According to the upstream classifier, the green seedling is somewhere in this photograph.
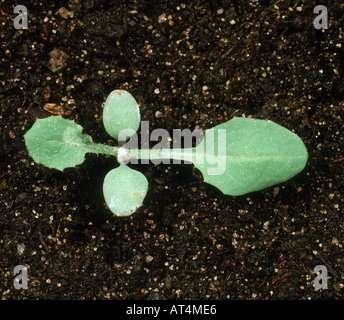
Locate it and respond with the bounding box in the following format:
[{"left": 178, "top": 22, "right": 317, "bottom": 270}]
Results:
[{"left": 24, "top": 90, "right": 308, "bottom": 216}]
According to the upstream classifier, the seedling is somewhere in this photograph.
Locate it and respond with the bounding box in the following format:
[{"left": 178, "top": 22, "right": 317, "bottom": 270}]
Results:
[{"left": 24, "top": 90, "right": 308, "bottom": 216}]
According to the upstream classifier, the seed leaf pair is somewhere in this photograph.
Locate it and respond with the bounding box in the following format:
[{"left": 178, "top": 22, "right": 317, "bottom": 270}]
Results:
[{"left": 102, "top": 90, "right": 148, "bottom": 216}]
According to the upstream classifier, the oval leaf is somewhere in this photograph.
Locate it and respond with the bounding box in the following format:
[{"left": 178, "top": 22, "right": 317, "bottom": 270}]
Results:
[
  {"left": 24, "top": 116, "right": 94, "bottom": 171},
  {"left": 103, "top": 89, "right": 140, "bottom": 142},
  {"left": 103, "top": 165, "right": 148, "bottom": 217},
  {"left": 193, "top": 117, "right": 308, "bottom": 195}
]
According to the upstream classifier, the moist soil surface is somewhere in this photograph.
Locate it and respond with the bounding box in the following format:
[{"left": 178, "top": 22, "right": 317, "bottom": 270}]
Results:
[{"left": 1, "top": 1, "right": 343, "bottom": 300}]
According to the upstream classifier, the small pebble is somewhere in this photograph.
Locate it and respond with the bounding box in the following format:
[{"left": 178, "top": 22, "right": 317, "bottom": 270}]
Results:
[
  {"left": 158, "top": 13, "right": 167, "bottom": 23},
  {"left": 155, "top": 111, "right": 163, "bottom": 118},
  {"left": 145, "top": 255, "right": 154, "bottom": 263}
]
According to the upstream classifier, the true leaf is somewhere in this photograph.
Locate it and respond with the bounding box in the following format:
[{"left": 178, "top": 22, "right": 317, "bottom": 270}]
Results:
[
  {"left": 103, "top": 164, "right": 148, "bottom": 216},
  {"left": 103, "top": 89, "right": 140, "bottom": 142},
  {"left": 193, "top": 117, "right": 308, "bottom": 195},
  {"left": 24, "top": 116, "right": 98, "bottom": 171}
]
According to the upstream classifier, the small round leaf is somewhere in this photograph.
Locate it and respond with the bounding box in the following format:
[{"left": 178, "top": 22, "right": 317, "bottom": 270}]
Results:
[
  {"left": 103, "top": 90, "right": 140, "bottom": 142},
  {"left": 103, "top": 165, "right": 148, "bottom": 217}
]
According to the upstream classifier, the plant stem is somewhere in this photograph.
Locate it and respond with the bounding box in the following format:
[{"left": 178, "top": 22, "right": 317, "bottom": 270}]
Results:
[
  {"left": 127, "top": 147, "right": 196, "bottom": 163},
  {"left": 87, "top": 143, "right": 118, "bottom": 156}
]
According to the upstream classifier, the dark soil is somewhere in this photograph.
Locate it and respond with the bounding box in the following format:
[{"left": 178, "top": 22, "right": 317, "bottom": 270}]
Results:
[{"left": 1, "top": 1, "right": 344, "bottom": 300}]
